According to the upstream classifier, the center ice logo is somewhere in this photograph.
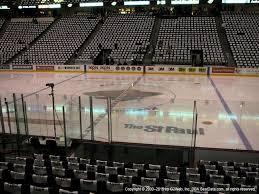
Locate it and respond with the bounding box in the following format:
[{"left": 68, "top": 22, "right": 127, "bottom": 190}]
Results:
[{"left": 124, "top": 123, "right": 205, "bottom": 135}]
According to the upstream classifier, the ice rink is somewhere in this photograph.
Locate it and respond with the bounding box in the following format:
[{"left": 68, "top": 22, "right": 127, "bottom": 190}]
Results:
[{"left": 0, "top": 72, "right": 259, "bottom": 151}]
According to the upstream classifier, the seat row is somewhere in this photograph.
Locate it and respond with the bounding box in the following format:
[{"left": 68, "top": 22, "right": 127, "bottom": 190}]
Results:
[{"left": 1, "top": 175, "right": 258, "bottom": 194}]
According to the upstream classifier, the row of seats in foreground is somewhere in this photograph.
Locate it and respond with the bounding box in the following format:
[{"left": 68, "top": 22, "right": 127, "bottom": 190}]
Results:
[{"left": 0, "top": 155, "right": 259, "bottom": 193}]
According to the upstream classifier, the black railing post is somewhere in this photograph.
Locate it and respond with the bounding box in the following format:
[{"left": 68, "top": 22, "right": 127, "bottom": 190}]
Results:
[
  {"left": 4, "top": 98, "right": 11, "bottom": 134},
  {"left": 0, "top": 97, "right": 6, "bottom": 134},
  {"left": 62, "top": 106, "right": 67, "bottom": 150},
  {"left": 89, "top": 96, "right": 94, "bottom": 141},
  {"left": 79, "top": 96, "right": 83, "bottom": 140},
  {"left": 13, "top": 93, "right": 21, "bottom": 156},
  {"left": 24, "top": 101, "right": 29, "bottom": 143},
  {"left": 107, "top": 97, "right": 112, "bottom": 143},
  {"left": 21, "top": 94, "right": 27, "bottom": 135}
]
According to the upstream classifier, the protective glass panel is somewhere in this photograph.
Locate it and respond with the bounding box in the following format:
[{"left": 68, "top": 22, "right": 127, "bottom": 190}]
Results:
[
  {"left": 15, "top": 94, "right": 26, "bottom": 135},
  {"left": 222, "top": 100, "right": 259, "bottom": 151},
  {"left": 91, "top": 96, "right": 109, "bottom": 142},
  {"left": 81, "top": 95, "right": 91, "bottom": 140},
  {"left": 65, "top": 95, "right": 81, "bottom": 139},
  {"left": 25, "top": 93, "right": 54, "bottom": 137},
  {"left": 111, "top": 98, "right": 195, "bottom": 147},
  {"left": 196, "top": 100, "right": 245, "bottom": 150}
]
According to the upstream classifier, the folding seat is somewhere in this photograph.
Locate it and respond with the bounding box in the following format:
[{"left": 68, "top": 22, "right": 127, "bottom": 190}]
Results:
[
  {"left": 85, "top": 164, "right": 97, "bottom": 173},
  {"left": 106, "top": 181, "right": 124, "bottom": 193},
  {"left": 240, "top": 184, "right": 257, "bottom": 192},
  {"left": 113, "top": 161, "right": 124, "bottom": 168},
  {"left": 52, "top": 167, "right": 66, "bottom": 177},
  {"left": 240, "top": 167, "right": 252, "bottom": 174},
  {"left": 166, "top": 171, "right": 180, "bottom": 180},
  {"left": 186, "top": 168, "right": 199, "bottom": 174},
  {"left": 34, "top": 159, "right": 46, "bottom": 167},
  {"left": 30, "top": 185, "right": 50, "bottom": 194},
  {"left": 33, "top": 166, "right": 48, "bottom": 176},
  {"left": 13, "top": 164, "right": 26, "bottom": 173},
  {"left": 205, "top": 169, "right": 218, "bottom": 175},
  {"left": 55, "top": 177, "right": 73, "bottom": 190},
  {"left": 0, "top": 168, "right": 5, "bottom": 181},
  {"left": 80, "top": 179, "right": 97, "bottom": 192},
  {"left": 31, "top": 174, "right": 52, "bottom": 186},
  {"left": 9, "top": 170, "right": 29, "bottom": 184},
  {"left": 105, "top": 166, "right": 118, "bottom": 175},
  {"left": 148, "top": 164, "right": 160, "bottom": 170},
  {"left": 125, "top": 168, "right": 138, "bottom": 177},
  {"left": 145, "top": 170, "right": 159, "bottom": 179},
  {"left": 232, "top": 176, "right": 246, "bottom": 186},
  {"left": 140, "top": 177, "right": 156, "bottom": 187},
  {"left": 186, "top": 173, "right": 200, "bottom": 182},
  {"left": 4, "top": 182, "right": 24, "bottom": 194},
  {"left": 66, "top": 157, "right": 79, "bottom": 164},
  {"left": 163, "top": 178, "right": 180, "bottom": 190},
  {"left": 223, "top": 166, "right": 234, "bottom": 171},
  {"left": 246, "top": 172, "right": 258, "bottom": 178},
  {"left": 225, "top": 170, "right": 238, "bottom": 177},
  {"left": 213, "top": 182, "right": 230, "bottom": 190},
  {"left": 165, "top": 166, "right": 178, "bottom": 173},
  {"left": 94, "top": 172, "right": 109, "bottom": 182},
  {"left": 131, "top": 184, "right": 149, "bottom": 194},
  {"left": 189, "top": 180, "right": 205, "bottom": 188},
  {"left": 67, "top": 163, "right": 79, "bottom": 171},
  {"left": 204, "top": 164, "right": 216, "bottom": 170},
  {"left": 117, "top": 174, "right": 133, "bottom": 184},
  {"left": 59, "top": 189, "right": 78, "bottom": 194},
  {"left": 79, "top": 159, "right": 90, "bottom": 165},
  {"left": 190, "top": 190, "right": 208, "bottom": 194},
  {"left": 133, "top": 163, "right": 145, "bottom": 170},
  {"left": 73, "top": 170, "right": 88, "bottom": 180},
  {"left": 5, "top": 157, "right": 17, "bottom": 164},
  {"left": 0, "top": 162, "right": 9, "bottom": 170},
  {"left": 209, "top": 174, "right": 224, "bottom": 184}
]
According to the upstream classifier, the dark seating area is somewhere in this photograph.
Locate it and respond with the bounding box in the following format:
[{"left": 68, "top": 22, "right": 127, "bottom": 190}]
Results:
[{"left": 0, "top": 153, "right": 259, "bottom": 194}]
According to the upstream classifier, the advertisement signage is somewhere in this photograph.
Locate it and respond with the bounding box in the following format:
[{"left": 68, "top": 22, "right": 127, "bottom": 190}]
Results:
[
  {"left": 212, "top": 67, "right": 235, "bottom": 74},
  {"left": 0, "top": 65, "right": 10, "bottom": 70},
  {"left": 12, "top": 65, "right": 33, "bottom": 70},
  {"left": 36, "top": 65, "right": 54, "bottom": 71}
]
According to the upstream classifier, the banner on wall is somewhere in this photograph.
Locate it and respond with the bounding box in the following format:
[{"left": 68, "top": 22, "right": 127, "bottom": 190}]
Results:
[
  {"left": 235, "top": 68, "right": 259, "bottom": 75},
  {"left": 0, "top": 65, "right": 10, "bottom": 70},
  {"left": 211, "top": 67, "right": 235, "bottom": 74},
  {"left": 87, "top": 65, "right": 143, "bottom": 73},
  {"left": 115, "top": 66, "right": 143, "bottom": 72},
  {"left": 36, "top": 65, "right": 54, "bottom": 71},
  {"left": 146, "top": 66, "right": 207, "bottom": 74},
  {"left": 56, "top": 65, "right": 83, "bottom": 72},
  {"left": 87, "top": 65, "right": 115, "bottom": 72},
  {"left": 12, "top": 65, "right": 33, "bottom": 70}
]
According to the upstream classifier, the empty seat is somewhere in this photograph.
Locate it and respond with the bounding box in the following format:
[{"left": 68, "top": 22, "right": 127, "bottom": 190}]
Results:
[
  {"left": 32, "top": 174, "right": 48, "bottom": 185},
  {"left": 186, "top": 173, "right": 200, "bottom": 182},
  {"left": 145, "top": 170, "right": 159, "bottom": 178},
  {"left": 166, "top": 171, "right": 180, "bottom": 180},
  {"left": 118, "top": 175, "right": 132, "bottom": 184},
  {"left": 33, "top": 166, "right": 48, "bottom": 175},
  {"left": 4, "top": 182, "right": 22, "bottom": 194},
  {"left": 125, "top": 168, "right": 138, "bottom": 177},
  {"left": 12, "top": 16, "right": 99, "bottom": 65},
  {"left": 105, "top": 166, "right": 118, "bottom": 175},
  {"left": 95, "top": 172, "right": 109, "bottom": 181},
  {"left": 73, "top": 170, "right": 88, "bottom": 179},
  {"left": 55, "top": 177, "right": 72, "bottom": 189},
  {"left": 59, "top": 189, "right": 78, "bottom": 194},
  {"left": 80, "top": 179, "right": 97, "bottom": 192},
  {"left": 30, "top": 185, "right": 49, "bottom": 194},
  {"left": 106, "top": 181, "right": 124, "bottom": 192}
]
